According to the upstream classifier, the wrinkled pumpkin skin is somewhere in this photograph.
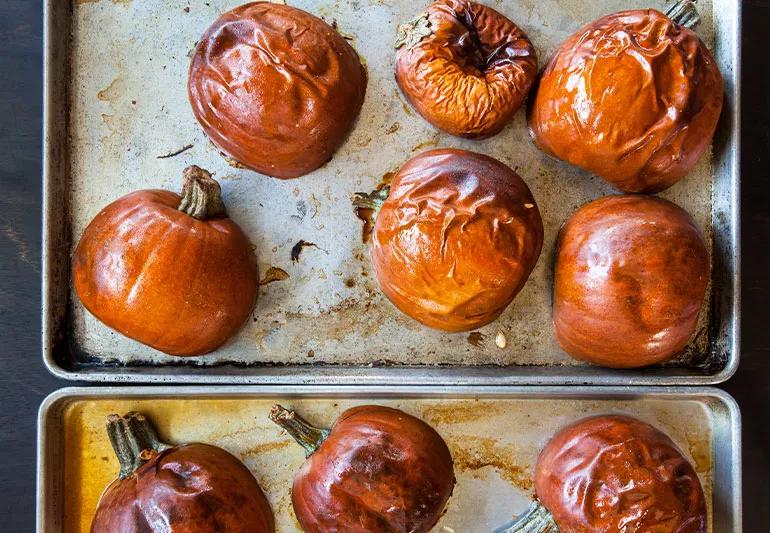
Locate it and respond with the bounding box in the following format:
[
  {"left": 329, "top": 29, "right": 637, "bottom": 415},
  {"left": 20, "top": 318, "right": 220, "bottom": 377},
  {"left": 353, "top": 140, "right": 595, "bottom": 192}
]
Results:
[
  {"left": 91, "top": 443, "right": 275, "bottom": 533},
  {"left": 370, "top": 148, "right": 543, "bottom": 331},
  {"left": 189, "top": 2, "right": 367, "bottom": 178},
  {"left": 396, "top": 0, "right": 537, "bottom": 138},
  {"left": 553, "top": 195, "right": 709, "bottom": 368},
  {"left": 529, "top": 9, "right": 723, "bottom": 193},
  {"left": 291, "top": 405, "right": 455, "bottom": 533},
  {"left": 535, "top": 415, "right": 707, "bottom": 533},
  {"left": 72, "top": 189, "right": 257, "bottom": 356}
]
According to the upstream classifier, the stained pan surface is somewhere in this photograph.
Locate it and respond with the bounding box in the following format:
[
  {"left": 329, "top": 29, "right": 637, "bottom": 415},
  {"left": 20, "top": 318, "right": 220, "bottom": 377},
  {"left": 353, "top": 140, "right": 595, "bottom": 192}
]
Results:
[
  {"left": 43, "top": 0, "right": 740, "bottom": 383},
  {"left": 36, "top": 386, "right": 742, "bottom": 532}
]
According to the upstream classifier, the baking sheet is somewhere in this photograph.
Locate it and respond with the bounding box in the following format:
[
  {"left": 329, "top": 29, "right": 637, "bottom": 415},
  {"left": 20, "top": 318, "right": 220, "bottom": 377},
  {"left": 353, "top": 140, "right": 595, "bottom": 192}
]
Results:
[
  {"left": 43, "top": 0, "right": 740, "bottom": 382},
  {"left": 36, "top": 387, "right": 742, "bottom": 532}
]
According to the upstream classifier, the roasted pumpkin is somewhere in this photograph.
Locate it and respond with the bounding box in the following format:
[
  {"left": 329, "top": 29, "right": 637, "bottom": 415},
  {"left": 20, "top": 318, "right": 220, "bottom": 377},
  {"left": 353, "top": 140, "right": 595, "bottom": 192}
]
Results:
[
  {"left": 73, "top": 166, "right": 257, "bottom": 356},
  {"left": 553, "top": 195, "right": 709, "bottom": 368},
  {"left": 91, "top": 412, "right": 275, "bottom": 533},
  {"left": 270, "top": 404, "right": 455, "bottom": 532},
  {"left": 396, "top": 0, "right": 537, "bottom": 138},
  {"left": 529, "top": 9, "right": 723, "bottom": 193},
  {"left": 356, "top": 148, "right": 543, "bottom": 331},
  {"left": 499, "top": 415, "right": 706, "bottom": 533},
  {"left": 189, "top": 2, "right": 367, "bottom": 178}
]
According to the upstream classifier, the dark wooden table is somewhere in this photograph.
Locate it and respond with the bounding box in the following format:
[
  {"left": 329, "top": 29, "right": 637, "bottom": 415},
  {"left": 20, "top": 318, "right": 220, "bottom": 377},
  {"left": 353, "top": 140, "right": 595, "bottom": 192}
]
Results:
[{"left": 1, "top": 1, "right": 768, "bottom": 530}]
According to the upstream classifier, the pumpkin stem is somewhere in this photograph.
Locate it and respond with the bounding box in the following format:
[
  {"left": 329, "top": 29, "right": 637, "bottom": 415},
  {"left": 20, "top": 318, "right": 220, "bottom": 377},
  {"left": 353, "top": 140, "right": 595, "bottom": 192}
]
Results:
[
  {"left": 269, "top": 404, "right": 330, "bottom": 458},
  {"left": 351, "top": 186, "right": 390, "bottom": 212},
  {"left": 395, "top": 12, "right": 432, "bottom": 49},
  {"left": 352, "top": 186, "right": 390, "bottom": 243},
  {"left": 494, "top": 500, "right": 559, "bottom": 533},
  {"left": 106, "top": 412, "right": 171, "bottom": 480},
  {"left": 666, "top": 0, "right": 700, "bottom": 28},
  {"left": 178, "top": 165, "right": 227, "bottom": 220}
]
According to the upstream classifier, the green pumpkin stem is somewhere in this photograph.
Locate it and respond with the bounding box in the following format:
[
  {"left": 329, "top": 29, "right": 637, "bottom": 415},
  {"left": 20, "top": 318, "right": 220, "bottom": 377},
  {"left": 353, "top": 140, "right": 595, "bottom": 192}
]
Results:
[
  {"left": 494, "top": 500, "right": 559, "bottom": 533},
  {"left": 106, "top": 412, "right": 171, "bottom": 480},
  {"left": 269, "top": 404, "right": 330, "bottom": 458},
  {"left": 351, "top": 186, "right": 390, "bottom": 212},
  {"left": 178, "top": 165, "right": 227, "bottom": 220},
  {"left": 665, "top": 0, "right": 700, "bottom": 28}
]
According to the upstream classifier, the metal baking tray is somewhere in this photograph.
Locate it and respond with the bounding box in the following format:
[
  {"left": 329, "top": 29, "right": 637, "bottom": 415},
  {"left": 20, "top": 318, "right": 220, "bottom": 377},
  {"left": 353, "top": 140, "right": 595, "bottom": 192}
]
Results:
[
  {"left": 36, "top": 386, "right": 742, "bottom": 532},
  {"left": 42, "top": 0, "right": 740, "bottom": 384}
]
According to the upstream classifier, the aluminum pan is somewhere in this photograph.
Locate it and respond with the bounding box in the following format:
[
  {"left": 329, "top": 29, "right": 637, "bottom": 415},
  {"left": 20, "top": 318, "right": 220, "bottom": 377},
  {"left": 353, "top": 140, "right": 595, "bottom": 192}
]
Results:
[
  {"left": 36, "top": 386, "right": 742, "bottom": 532},
  {"left": 42, "top": 0, "right": 740, "bottom": 384}
]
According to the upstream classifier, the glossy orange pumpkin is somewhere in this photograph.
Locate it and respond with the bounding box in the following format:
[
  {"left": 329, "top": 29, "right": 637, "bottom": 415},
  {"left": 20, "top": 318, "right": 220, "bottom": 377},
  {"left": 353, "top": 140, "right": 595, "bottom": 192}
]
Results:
[
  {"left": 529, "top": 9, "right": 723, "bottom": 193},
  {"left": 396, "top": 0, "right": 537, "bottom": 138},
  {"left": 360, "top": 148, "right": 543, "bottom": 331},
  {"left": 189, "top": 2, "right": 367, "bottom": 178},
  {"left": 553, "top": 195, "right": 709, "bottom": 368},
  {"left": 91, "top": 412, "right": 274, "bottom": 533},
  {"left": 533, "top": 415, "right": 706, "bottom": 532},
  {"left": 270, "top": 404, "right": 455, "bottom": 532},
  {"left": 72, "top": 166, "right": 258, "bottom": 356}
]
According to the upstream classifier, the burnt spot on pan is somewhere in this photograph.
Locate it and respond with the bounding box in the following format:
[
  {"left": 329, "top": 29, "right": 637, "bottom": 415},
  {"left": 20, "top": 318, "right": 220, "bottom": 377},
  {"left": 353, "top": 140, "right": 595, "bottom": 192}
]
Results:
[
  {"left": 291, "top": 200, "right": 308, "bottom": 222},
  {"left": 239, "top": 440, "right": 292, "bottom": 461},
  {"left": 385, "top": 122, "right": 400, "bottom": 135},
  {"left": 291, "top": 240, "right": 320, "bottom": 263},
  {"left": 467, "top": 331, "right": 486, "bottom": 347}
]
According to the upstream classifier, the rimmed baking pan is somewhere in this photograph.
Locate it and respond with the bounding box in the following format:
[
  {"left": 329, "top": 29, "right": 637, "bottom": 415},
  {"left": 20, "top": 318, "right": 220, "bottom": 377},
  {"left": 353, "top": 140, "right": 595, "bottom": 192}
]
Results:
[
  {"left": 36, "top": 386, "right": 741, "bottom": 532},
  {"left": 42, "top": 0, "right": 740, "bottom": 384}
]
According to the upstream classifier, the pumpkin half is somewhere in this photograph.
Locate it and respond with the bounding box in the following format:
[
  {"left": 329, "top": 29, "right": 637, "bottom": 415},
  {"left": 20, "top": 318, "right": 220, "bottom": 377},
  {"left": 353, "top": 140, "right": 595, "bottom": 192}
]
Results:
[
  {"left": 535, "top": 415, "right": 707, "bottom": 532},
  {"left": 498, "top": 415, "right": 706, "bottom": 533},
  {"left": 553, "top": 195, "right": 709, "bottom": 368}
]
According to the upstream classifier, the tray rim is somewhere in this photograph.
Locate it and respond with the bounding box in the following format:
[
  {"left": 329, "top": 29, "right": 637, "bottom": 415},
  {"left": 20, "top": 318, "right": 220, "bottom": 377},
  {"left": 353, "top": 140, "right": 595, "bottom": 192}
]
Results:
[
  {"left": 41, "top": 0, "right": 742, "bottom": 385},
  {"left": 36, "top": 385, "right": 742, "bottom": 533}
]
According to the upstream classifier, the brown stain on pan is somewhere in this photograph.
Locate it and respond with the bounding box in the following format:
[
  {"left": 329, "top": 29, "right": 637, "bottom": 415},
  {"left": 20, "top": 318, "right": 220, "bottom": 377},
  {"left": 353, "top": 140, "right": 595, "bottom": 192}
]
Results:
[
  {"left": 63, "top": 404, "right": 118, "bottom": 533},
  {"left": 421, "top": 401, "right": 502, "bottom": 425},
  {"left": 284, "top": 292, "right": 386, "bottom": 342},
  {"left": 241, "top": 439, "right": 293, "bottom": 460},
  {"left": 687, "top": 439, "right": 712, "bottom": 473},
  {"left": 94, "top": 77, "right": 131, "bottom": 159},
  {"left": 96, "top": 78, "right": 125, "bottom": 102},
  {"left": 411, "top": 132, "right": 441, "bottom": 152},
  {"left": 385, "top": 122, "right": 400, "bottom": 135},
  {"left": 449, "top": 436, "right": 533, "bottom": 493},
  {"left": 259, "top": 266, "right": 290, "bottom": 286},
  {"left": 467, "top": 331, "right": 486, "bottom": 347}
]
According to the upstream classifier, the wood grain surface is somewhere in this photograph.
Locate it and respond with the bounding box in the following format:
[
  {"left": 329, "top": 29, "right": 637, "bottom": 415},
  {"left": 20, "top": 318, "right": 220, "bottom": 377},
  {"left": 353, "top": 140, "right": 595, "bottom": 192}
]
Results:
[{"left": 0, "top": 0, "right": 767, "bottom": 530}]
